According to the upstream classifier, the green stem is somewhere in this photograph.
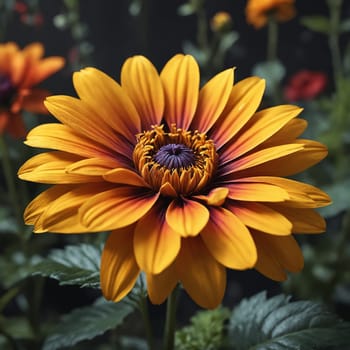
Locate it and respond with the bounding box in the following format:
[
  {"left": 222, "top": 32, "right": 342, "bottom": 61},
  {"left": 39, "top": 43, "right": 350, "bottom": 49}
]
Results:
[
  {"left": 163, "top": 287, "right": 178, "bottom": 350},
  {"left": 0, "top": 135, "right": 23, "bottom": 231},
  {"left": 196, "top": 2, "right": 208, "bottom": 53},
  {"left": 267, "top": 15, "right": 278, "bottom": 62},
  {"left": 139, "top": 295, "right": 155, "bottom": 350},
  {"left": 327, "top": 0, "right": 343, "bottom": 87}
]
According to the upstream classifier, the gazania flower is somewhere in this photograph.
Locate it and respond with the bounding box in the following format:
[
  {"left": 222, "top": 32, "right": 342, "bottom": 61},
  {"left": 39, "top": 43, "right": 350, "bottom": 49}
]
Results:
[
  {"left": 245, "top": 0, "right": 296, "bottom": 29},
  {"left": 19, "top": 54, "right": 331, "bottom": 309},
  {"left": 0, "top": 42, "right": 64, "bottom": 138},
  {"left": 284, "top": 70, "right": 328, "bottom": 102}
]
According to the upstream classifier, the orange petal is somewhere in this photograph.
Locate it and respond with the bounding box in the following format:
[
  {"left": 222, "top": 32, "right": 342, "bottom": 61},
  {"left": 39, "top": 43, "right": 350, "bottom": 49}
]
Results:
[
  {"left": 80, "top": 186, "right": 159, "bottom": 232},
  {"left": 30, "top": 57, "right": 65, "bottom": 86},
  {"left": 121, "top": 55, "right": 164, "bottom": 129},
  {"left": 252, "top": 231, "right": 287, "bottom": 281},
  {"left": 39, "top": 183, "right": 113, "bottom": 233},
  {"left": 221, "top": 105, "right": 302, "bottom": 161},
  {"left": 44, "top": 96, "right": 131, "bottom": 157},
  {"left": 73, "top": 67, "right": 141, "bottom": 139},
  {"left": 190, "top": 68, "right": 234, "bottom": 133},
  {"left": 193, "top": 187, "right": 229, "bottom": 206},
  {"left": 259, "top": 118, "right": 308, "bottom": 148},
  {"left": 252, "top": 231, "right": 304, "bottom": 279},
  {"left": 24, "top": 124, "right": 118, "bottom": 160},
  {"left": 227, "top": 201, "right": 292, "bottom": 235},
  {"left": 220, "top": 143, "right": 304, "bottom": 176},
  {"left": 268, "top": 205, "right": 326, "bottom": 233},
  {"left": 21, "top": 88, "right": 50, "bottom": 114},
  {"left": 147, "top": 264, "right": 178, "bottom": 305},
  {"left": 23, "top": 184, "right": 75, "bottom": 226},
  {"left": 101, "top": 226, "right": 140, "bottom": 302},
  {"left": 18, "top": 151, "right": 102, "bottom": 184},
  {"left": 166, "top": 198, "right": 209, "bottom": 237},
  {"left": 231, "top": 140, "right": 328, "bottom": 178},
  {"left": 160, "top": 54, "right": 199, "bottom": 129},
  {"left": 176, "top": 237, "right": 226, "bottom": 309},
  {"left": 209, "top": 77, "right": 265, "bottom": 148},
  {"left": 103, "top": 168, "right": 150, "bottom": 187},
  {"left": 201, "top": 207, "right": 257, "bottom": 269},
  {"left": 226, "top": 182, "right": 289, "bottom": 202},
  {"left": 67, "top": 157, "right": 129, "bottom": 176},
  {"left": 232, "top": 176, "right": 331, "bottom": 208},
  {"left": 134, "top": 204, "right": 181, "bottom": 274}
]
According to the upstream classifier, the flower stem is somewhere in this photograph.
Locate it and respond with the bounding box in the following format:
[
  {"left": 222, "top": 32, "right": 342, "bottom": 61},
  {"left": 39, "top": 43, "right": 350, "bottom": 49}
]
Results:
[
  {"left": 0, "top": 135, "right": 23, "bottom": 231},
  {"left": 139, "top": 295, "right": 155, "bottom": 350},
  {"left": 327, "top": 0, "right": 343, "bottom": 88},
  {"left": 267, "top": 15, "right": 278, "bottom": 62},
  {"left": 163, "top": 286, "right": 178, "bottom": 350}
]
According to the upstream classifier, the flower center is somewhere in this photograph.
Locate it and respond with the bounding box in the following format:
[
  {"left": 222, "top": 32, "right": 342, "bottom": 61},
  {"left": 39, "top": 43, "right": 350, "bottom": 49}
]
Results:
[
  {"left": 154, "top": 143, "right": 196, "bottom": 169},
  {"left": 133, "top": 124, "right": 218, "bottom": 196},
  {"left": 0, "top": 74, "right": 16, "bottom": 109}
]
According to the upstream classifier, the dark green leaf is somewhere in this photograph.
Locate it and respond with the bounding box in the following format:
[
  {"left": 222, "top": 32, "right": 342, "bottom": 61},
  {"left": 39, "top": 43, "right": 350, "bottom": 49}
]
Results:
[
  {"left": 300, "top": 16, "right": 331, "bottom": 34},
  {"left": 32, "top": 243, "right": 102, "bottom": 288},
  {"left": 43, "top": 298, "right": 134, "bottom": 350},
  {"left": 340, "top": 19, "right": 350, "bottom": 33},
  {"left": 228, "top": 292, "right": 350, "bottom": 350}
]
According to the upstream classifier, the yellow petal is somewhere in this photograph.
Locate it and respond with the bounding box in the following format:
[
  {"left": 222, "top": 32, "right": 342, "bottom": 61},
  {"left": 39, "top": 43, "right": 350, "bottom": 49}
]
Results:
[
  {"left": 18, "top": 151, "right": 99, "bottom": 184},
  {"left": 147, "top": 264, "right": 178, "bottom": 305},
  {"left": 176, "top": 237, "right": 226, "bottom": 309},
  {"left": 160, "top": 54, "right": 199, "bottom": 129},
  {"left": 45, "top": 96, "right": 132, "bottom": 157},
  {"left": 209, "top": 77, "right": 265, "bottom": 148},
  {"left": 222, "top": 105, "right": 302, "bottom": 161},
  {"left": 134, "top": 204, "right": 181, "bottom": 274},
  {"left": 80, "top": 187, "right": 159, "bottom": 232},
  {"left": 234, "top": 176, "right": 331, "bottom": 208},
  {"left": 231, "top": 140, "right": 328, "bottom": 178},
  {"left": 166, "top": 198, "right": 209, "bottom": 237},
  {"left": 39, "top": 183, "right": 113, "bottom": 233},
  {"left": 269, "top": 205, "right": 326, "bottom": 233},
  {"left": 221, "top": 143, "right": 304, "bottom": 175},
  {"left": 201, "top": 207, "right": 257, "bottom": 269},
  {"left": 24, "top": 185, "right": 75, "bottom": 227},
  {"left": 227, "top": 201, "right": 292, "bottom": 235},
  {"left": 73, "top": 67, "right": 141, "bottom": 139},
  {"left": 121, "top": 55, "right": 164, "bottom": 129},
  {"left": 193, "top": 187, "right": 229, "bottom": 206},
  {"left": 101, "top": 226, "right": 140, "bottom": 302},
  {"left": 25, "top": 124, "right": 118, "bottom": 160},
  {"left": 190, "top": 68, "right": 234, "bottom": 133},
  {"left": 252, "top": 231, "right": 304, "bottom": 278},
  {"left": 226, "top": 181, "right": 289, "bottom": 202},
  {"left": 67, "top": 157, "right": 129, "bottom": 176},
  {"left": 103, "top": 168, "right": 150, "bottom": 187}
]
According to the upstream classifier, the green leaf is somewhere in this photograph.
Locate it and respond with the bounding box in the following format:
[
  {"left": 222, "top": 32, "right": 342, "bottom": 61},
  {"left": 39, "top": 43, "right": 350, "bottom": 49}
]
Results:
[
  {"left": 340, "top": 19, "right": 350, "bottom": 33},
  {"left": 300, "top": 16, "right": 331, "bottom": 34},
  {"left": 43, "top": 298, "right": 134, "bottom": 350},
  {"left": 175, "top": 306, "right": 230, "bottom": 350},
  {"left": 318, "top": 179, "right": 350, "bottom": 217},
  {"left": 252, "top": 61, "right": 285, "bottom": 97},
  {"left": 32, "top": 243, "right": 102, "bottom": 288},
  {"left": 228, "top": 292, "right": 350, "bottom": 350},
  {"left": 177, "top": 3, "right": 196, "bottom": 16}
]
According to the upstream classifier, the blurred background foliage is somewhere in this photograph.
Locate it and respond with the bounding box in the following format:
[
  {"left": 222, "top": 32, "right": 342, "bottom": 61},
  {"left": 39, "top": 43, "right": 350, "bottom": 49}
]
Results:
[{"left": 1, "top": 0, "right": 350, "bottom": 349}]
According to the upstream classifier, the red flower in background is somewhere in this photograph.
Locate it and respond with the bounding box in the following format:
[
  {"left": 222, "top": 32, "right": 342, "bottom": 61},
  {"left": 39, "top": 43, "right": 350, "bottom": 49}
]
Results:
[{"left": 284, "top": 70, "right": 327, "bottom": 102}]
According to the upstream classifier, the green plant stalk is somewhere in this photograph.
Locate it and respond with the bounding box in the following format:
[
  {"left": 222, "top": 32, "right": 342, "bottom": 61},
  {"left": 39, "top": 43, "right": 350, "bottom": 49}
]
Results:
[
  {"left": 327, "top": 0, "right": 343, "bottom": 87},
  {"left": 0, "top": 135, "right": 23, "bottom": 230},
  {"left": 196, "top": 2, "right": 208, "bottom": 53},
  {"left": 267, "top": 15, "right": 278, "bottom": 62},
  {"left": 163, "top": 287, "right": 178, "bottom": 350},
  {"left": 139, "top": 295, "right": 155, "bottom": 350}
]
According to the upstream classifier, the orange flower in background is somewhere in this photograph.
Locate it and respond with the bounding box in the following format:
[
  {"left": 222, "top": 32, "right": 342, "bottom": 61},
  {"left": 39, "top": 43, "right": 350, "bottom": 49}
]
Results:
[
  {"left": 211, "top": 11, "right": 233, "bottom": 33},
  {"left": 19, "top": 54, "right": 330, "bottom": 309},
  {"left": 246, "top": 0, "right": 296, "bottom": 29},
  {"left": 0, "top": 42, "right": 65, "bottom": 138}
]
